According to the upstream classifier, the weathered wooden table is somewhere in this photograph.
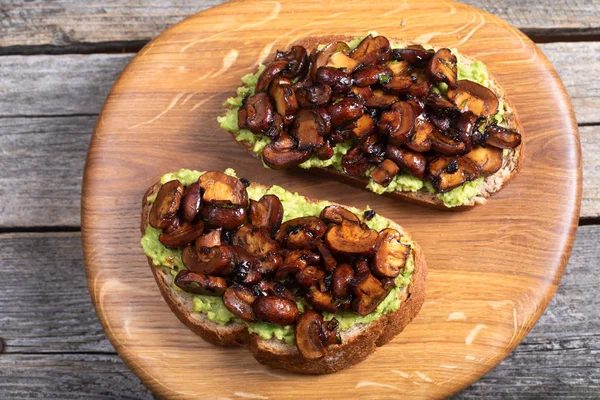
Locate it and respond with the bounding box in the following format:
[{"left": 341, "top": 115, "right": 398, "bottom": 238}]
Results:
[{"left": 0, "top": 1, "right": 598, "bottom": 398}]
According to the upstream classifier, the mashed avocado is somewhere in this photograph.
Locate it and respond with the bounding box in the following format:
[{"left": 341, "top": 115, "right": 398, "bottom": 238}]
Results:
[
  {"left": 436, "top": 177, "right": 484, "bottom": 207},
  {"left": 141, "top": 169, "right": 415, "bottom": 343}
]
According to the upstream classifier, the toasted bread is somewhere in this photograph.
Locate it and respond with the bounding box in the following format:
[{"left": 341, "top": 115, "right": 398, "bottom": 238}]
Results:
[{"left": 141, "top": 179, "right": 427, "bottom": 374}]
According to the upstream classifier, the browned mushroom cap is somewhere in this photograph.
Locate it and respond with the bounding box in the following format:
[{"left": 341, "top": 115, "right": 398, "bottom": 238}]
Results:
[
  {"left": 465, "top": 146, "right": 503, "bottom": 175},
  {"left": 406, "top": 117, "right": 433, "bottom": 152},
  {"left": 249, "top": 194, "right": 283, "bottom": 235},
  {"left": 184, "top": 244, "right": 236, "bottom": 275},
  {"left": 306, "top": 288, "right": 339, "bottom": 313},
  {"left": 322, "top": 318, "right": 342, "bottom": 345},
  {"left": 231, "top": 246, "right": 263, "bottom": 285},
  {"left": 311, "top": 41, "right": 351, "bottom": 82},
  {"left": 240, "top": 92, "right": 275, "bottom": 134},
  {"left": 180, "top": 182, "right": 202, "bottom": 223},
  {"left": 263, "top": 113, "right": 284, "bottom": 140},
  {"left": 275, "top": 249, "right": 319, "bottom": 279},
  {"left": 255, "top": 60, "right": 288, "bottom": 92},
  {"left": 382, "top": 75, "right": 414, "bottom": 94},
  {"left": 326, "top": 51, "right": 362, "bottom": 73},
  {"left": 316, "top": 240, "right": 337, "bottom": 272},
  {"left": 275, "top": 217, "right": 327, "bottom": 249},
  {"left": 392, "top": 45, "right": 435, "bottom": 65},
  {"left": 349, "top": 114, "right": 376, "bottom": 141},
  {"left": 426, "top": 48, "right": 458, "bottom": 89},
  {"left": 386, "top": 145, "right": 427, "bottom": 180},
  {"left": 291, "top": 108, "right": 325, "bottom": 150},
  {"left": 352, "top": 273, "right": 393, "bottom": 316},
  {"left": 354, "top": 258, "right": 370, "bottom": 277},
  {"left": 348, "top": 86, "right": 374, "bottom": 103},
  {"left": 268, "top": 77, "right": 299, "bottom": 126},
  {"left": 320, "top": 205, "right": 360, "bottom": 225},
  {"left": 174, "top": 270, "right": 227, "bottom": 296},
  {"left": 370, "top": 159, "right": 400, "bottom": 187},
  {"left": 406, "top": 96, "right": 426, "bottom": 115},
  {"left": 387, "top": 60, "right": 411, "bottom": 76},
  {"left": 295, "top": 311, "right": 327, "bottom": 360},
  {"left": 274, "top": 45, "right": 309, "bottom": 79},
  {"left": 372, "top": 229, "right": 410, "bottom": 279},
  {"left": 195, "top": 229, "right": 222, "bottom": 248},
  {"left": 378, "top": 101, "right": 415, "bottom": 146},
  {"left": 407, "top": 71, "right": 433, "bottom": 97},
  {"left": 352, "top": 64, "right": 392, "bottom": 87},
  {"left": 199, "top": 171, "right": 248, "bottom": 207},
  {"left": 430, "top": 128, "right": 468, "bottom": 156},
  {"left": 201, "top": 205, "right": 247, "bottom": 231},
  {"left": 428, "top": 155, "right": 481, "bottom": 192},
  {"left": 425, "top": 91, "right": 456, "bottom": 109},
  {"left": 327, "top": 98, "right": 364, "bottom": 128},
  {"left": 325, "top": 219, "right": 378, "bottom": 257},
  {"left": 296, "top": 266, "right": 326, "bottom": 289},
  {"left": 234, "top": 225, "right": 280, "bottom": 259},
  {"left": 256, "top": 280, "right": 295, "bottom": 301},
  {"left": 262, "top": 132, "right": 311, "bottom": 169},
  {"left": 332, "top": 263, "right": 355, "bottom": 298},
  {"left": 447, "top": 80, "right": 499, "bottom": 117},
  {"left": 364, "top": 89, "right": 398, "bottom": 109},
  {"left": 456, "top": 111, "right": 478, "bottom": 135},
  {"left": 149, "top": 180, "right": 184, "bottom": 229},
  {"left": 253, "top": 295, "right": 299, "bottom": 326},
  {"left": 315, "top": 142, "right": 334, "bottom": 160},
  {"left": 350, "top": 35, "right": 391, "bottom": 66},
  {"left": 159, "top": 220, "right": 205, "bottom": 247},
  {"left": 296, "top": 84, "right": 332, "bottom": 108},
  {"left": 223, "top": 285, "right": 257, "bottom": 322},
  {"left": 315, "top": 66, "right": 353, "bottom": 94},
  {"left": 485, "top": 124, "right": 522, "bottom": 149},
  {"left": 341, "top": 145, "right": 370, "bottom": 177}
]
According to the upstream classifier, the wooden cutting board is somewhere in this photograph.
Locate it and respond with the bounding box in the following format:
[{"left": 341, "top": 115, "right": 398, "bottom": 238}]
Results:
[{"left": 82, "top": 0, "right": 581, "bottom": 398}]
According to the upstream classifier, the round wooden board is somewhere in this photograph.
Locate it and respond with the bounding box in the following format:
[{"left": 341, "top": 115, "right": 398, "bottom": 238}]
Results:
[{"left": 82, "top": 0, "right": 581, "bottom": 398}]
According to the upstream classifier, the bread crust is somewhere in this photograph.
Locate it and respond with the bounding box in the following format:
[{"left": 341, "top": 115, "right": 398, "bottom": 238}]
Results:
[
  {"left": 141, "top": 179, "right": 427, "bottom": 373},
  {"left": 228, "top": 34, "right": 524, "bottom": 210}
]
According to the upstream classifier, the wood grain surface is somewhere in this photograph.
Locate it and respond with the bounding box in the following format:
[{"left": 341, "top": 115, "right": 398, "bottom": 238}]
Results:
[{"left": 80, "top": 0, "right": 581, "bottom": 398}]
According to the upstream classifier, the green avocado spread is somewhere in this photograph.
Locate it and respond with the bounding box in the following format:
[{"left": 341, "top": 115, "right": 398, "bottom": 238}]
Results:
[
  {"left": 218, "top": 33, "right": 508, "bottom": 207},
  {"left": 141, "top": 169, "right": 415, "bottom": 345}
]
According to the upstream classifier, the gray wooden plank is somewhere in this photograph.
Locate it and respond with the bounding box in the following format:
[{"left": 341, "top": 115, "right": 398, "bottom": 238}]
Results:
[{"left": 0, "top": 0, "right": 598, "bottom": 50}]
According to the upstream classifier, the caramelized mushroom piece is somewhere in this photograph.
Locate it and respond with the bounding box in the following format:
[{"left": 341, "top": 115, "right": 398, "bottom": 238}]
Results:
[
  {"left": 316, "top": 240, "right": 337, "bottom": 272},
  {"left": 350, "top": 35, "right": 391, "bottom": 66},
  {"left": 249, "top": 194, "right": 283, "bottom": 235},
  {"left": 274, "top": 45, "right": 309, "bottom": 79},
  {"left": 262, "top": 132, "right": 311, "bottom": 169},
  {"left": 392, "top": 45, "right": 435, "bottom": 65},
  {"left": 195, "top": 229, "right": 221, "bottom": 248},
  {"left": 255, "top": 281, "right": 295, "bottom": 301},
  {"left": 325, "top": 219, "right": 378, "bottom": 257},
  {"left": 386, "top": 145, "right": 427, "bottom": 180},
  {"left": 430, "top": 128, "right": 467, "bottom": 156},
  {"left": 306, "top": 288, "right": 339, "bottom": 313},
  {"left": 179, "top": 182, "right": 202, "bottom": 222},
  {"left": 231, "top": 246, "right": 263, "bottom": 285},
  {"left": 386, "top": 60, "right": 411, "bottom": 76},
  {"left": 311, "top": 41, "right": 351, "bottom": 81},
  {"left": 315, "top": 66, "right": 353, "bottom": 94},
  {"left": 234, "top": 225, "right": 280, "bottom": 258},
  {"left": 149, "top": 180, "right": 184, "bottom": 229},
  {"left": 485, "top": 124, "right": 522, "bottom": 149},
  {"left": 159, "top": 220, "right": 205, "bottom": 247},
  {"left": 326, "top": 51, "right": 362, "bottom": 73},
  {"left": 253, "top": 296, "right": 299, "bottom": 326},
  {"left": 199, "top": 171, "right": 248, "bottom": 207},
  {"left": 465, "top": 146, "right": 503, "bottom": 175},
  {"left": 320, "top": 205, "right": 360, "bottom": 225},
  {"left": 162, "top": 213, "right": 181, "bottom": 234},
  {"left": 315, "top": 141, "right": 334, "bottom": 160},
  {"left": 341, "top": 145, "right": 370, "bottom": 177},
  {"left": 291, "top": 108, "right": 325, "bottom": 150},
  {"left": 263, "top": 113, "right": 284, "bottom": 140},
  {"left": 296, "top": 84, "right": 332, "bottom": 108},
  {"left": 240, "top": 92, "right": 275, "bottom": 133},
  {"left": 447, "top": 80, "right": 499, "bottom": 117},
  {"left": 201, "top": 205, "right": 247, "bottom": 231},
  {"left": 425, "top": 91, "right": 456, "bottom": 109},
  {"left": 372, "top": 229, "right": 410, "bottom": 279},
  {"left": 268, "top": 77, "right": 299, "bottom": 125},
  {"left": 378, "top": 101, "right": 415, "bottom": 146},
  {"left": 174, "top": 270, "right": 227, "bottom": 296},
  {"left": 275, "top": 217, "right": 327, "bottom": 249},
  {"left": 352, "top": 64, "right": 392, "bottom": 87},
  {"left": 352, "top": 273, "right": 393, "bottom": 316},
  {"left": 354, "top": 258, "right": 371, "bottom": 277},
  {"left": 223, "top": 285, "right": 257, "bottom": 322},
  {"left": 296, "top": 266, "right": 326, "bottom": 289},
  {"left": 456, "top": 111, "right": 478, "bottom": 135},
  {"left": 255, "top": 60, "right": 288, "bottom": 92},
  {"left": 406, "top": 96, "right": 426, "bottom": 115},
  {"left": 275, "top": 250, "right": 320, "bottom": 280},
  {"left": 332, "top": 263, "right": 355, "bottom": 298},
  {"left": 184, "top": 244, "right": 236, "bottom": 275},
  {"left": 428, "top": 155, "right": 481, "bottom": 192},
  {"left": 426, "top": 48, "right": 458, "bottom": 89},
  {"left": 382, "top": 75, "right": 414, "bottom": 94},
  {"left": 364, "top": 89, "right": 398, "bottom": 109},
  {"left": 295, "top": 311, "right": 329, "bottom": 360},
  {"left": 327, "top": 98, "right": 364, "bottom": 128},
  {"left": 406, "top": 117, "right": 433, "bottom": 152},
  {"left": 370, "top": 159, "right": 399, "bottom": 187},
  {"left": 407, "top": 71, "right": 432, "bottom": 97},
  {"left": 350, "top": 114, "right": 376, "bottom": 141}
]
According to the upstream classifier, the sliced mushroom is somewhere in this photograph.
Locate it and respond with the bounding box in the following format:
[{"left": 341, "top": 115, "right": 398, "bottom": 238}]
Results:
[
  {"left": 386, "top": 145, "right": 427, "bottom": 180},
  {"left": 350, "top": 114, "right": 376, "bottom": 141},
  {"left": 275, "top": 250, "right": 320, "bottom": 280},
  {"left": 364, "top": 89, "right": 398, "bottom": 108},
  {"left": 240, "top": 92, "right": 275, "bottom": 133},
  {"left": 231, "top": 246, "right": 263, "bottom": 285},
  {"left": 378, "top": 101, "right": 415, "bottom": 146},
  {"left": 447, "top": 80, "right": 499, "bottom": 117},
  {"left": 327, "top": 98, "right": 364, "bottom": 128},
  {"left": 253, "top": 296, "right": 299, "bottom": 326},
  {"left": 392, "top": 45, "right": 435, "bottom": 65},
  {"left": 354, "top": 257, "right": 371, "bottom": 277},
  {"left": 179, "top": 182, "right": 202, "bottom": 222},
  {"left": 174, "top": 270, "right": 227, "bottom": 296},
  {"left": 430, "top": 128, "right": 468, "bottom": 155},
  {"left": 425, "top": 91, "right": 456, "bottom": 109},
  {"left": 429, "top": 109, "right": 453, "bottom": 131},
  {"left": 159, "top": 220, "right": 205, "bottom": 247},
  {"left": 352, "top": 273, "right": 393, "bottom": 316},
  {"left": 255, "top": 60, "right": 288, "bottom": 92},
  {"left": 262, "top": 133, "right": 311, "bottom": 169},
  {"left": 311, "top": 41, "right": 351, "bottom": 82},
  {"left": 162, "top": 213, "right": 181, "bottom": 234},
  {"left": 386, "top": 60, "right": 411, "bottom": 76},
  {"left": 407, "top": 71, "right": 432, "bottom": 97},
  {"left": 223, "top": 285, "right": 257, "bottom": 322},
  {"left": 406, "top": 117, "right": 433, "bottom": 152},
  {"left": 255, "top": 281, "right": 295, "bottom": 301},
  {"left": 465, "top": 146, "right": 503, "bottom": 175},
  {"left": 195, "top": 229, "right": 221, "bottom": 248},
  {"left": 198, "top": 171, "right": 248, "bottom": 207},
  {"left": 296, "top": 266, "right": 326, "bottom": 289},
  {"left": 426, "top": 48, "right": 458, "bottom": 89},
  {"left": 320, "top": 205, "right": 360, "bottom": 225},
  {"left": 332, "top": 263, "right": 355, "bottom": 298},
  {"left": 456, "top": 111, "right": 478, "bottom": 135},
  {"left": 348, "top": 85, "right": 373, "bottom": 103},
  {"left": 370, "top": 159, "right": 400, "bottom": 187},
  {"left": 351, "top": 64, "right": 392, "bottom": 87},
  {"left": 316, "top": 240, "right": 337, "bottom": 272},
  {"left": 295, "top": 84, "right": 332, "bottom": 108},
  {"left": 249, "top": 194, "right": 284, "bottom": 235},
  {"left": 184, "top": 244, "right": 236, "bottom": 275},
  {"left": 201, "top": 205, "right": 247, "bottom": 231},
  {"left": 268, "top": 77, "right": 299, "bottom": 126},
  {"left": 315, "top": 142, "right": 334, "bottom": 160},
  {"left": 341, "top": 145, "right": 370, "bottom": 177},
  {"left": 291, "top": 108, "right": 325, "bottom": 150},
  {"left": 149, "top": 180, "right": 184, "bottom": 229},
  {"left": 485, "top": 124, "right": 522, "bottom": 149},
  {"left": 275, "top": 217, "right": 327, "bottom": 249},
  {"left": 274, "top": 45, "right": 309, "bottom": 79},
  {"left": 328, "top": 128, "right": 349, "bottom": 145},
  {"left": 326, "top": 51, "right": 362, "bottom": 73},
  {"left": 315, "top": 66, "right": 353, "bottom": 94},
  {"left": 428, "top": 155, "right": 481, "bottom": 192},
  {"left": 295, "top": 311, "right": 327, "bottom": 360},
  {"left": 306, "top": 288, "right": 339, "bottom": 313},
  {"left": 350, "top": 35, "right": 391, "bottom": 65},
  {"left": 325, "top": 219, "right": 378, "bottom": 257},
  {"left": 382, "top": 75, "right": 414, "bottom": 94},
  {"left": 406, "top": 96, "right": 426, "bottom": 115},
  {"left": 372, "top": 228, "right": 410, "bottom": 279},
  {"left": 264, "top": 113, "right": 284, "bottom": 140},
  {"left": 234, "top": 225, "right": 280, "bottom": 258}
]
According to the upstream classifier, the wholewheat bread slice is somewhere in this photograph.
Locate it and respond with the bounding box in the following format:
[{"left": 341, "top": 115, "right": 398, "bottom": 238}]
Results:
[
  {"left": 141, "top": 179, "right": 427, "bottom": 374},
  {"left": 226, "top": 35, "right": 523, "bottom": 210}
]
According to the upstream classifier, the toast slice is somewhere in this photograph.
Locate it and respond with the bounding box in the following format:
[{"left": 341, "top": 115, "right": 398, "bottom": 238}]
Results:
[
  {"left": 141, "top": 174, "right": 427, "bottom": 374},
  {"left": 219, "top": 34, "right": 523, "bottom": 209}
]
